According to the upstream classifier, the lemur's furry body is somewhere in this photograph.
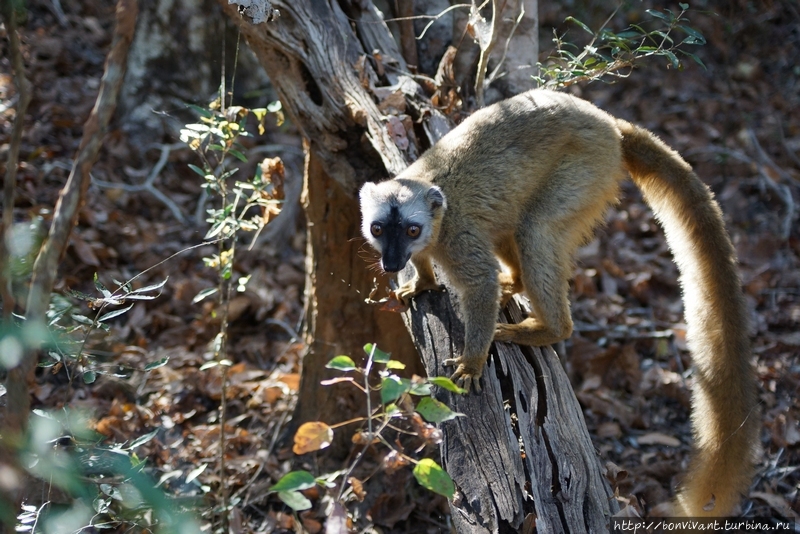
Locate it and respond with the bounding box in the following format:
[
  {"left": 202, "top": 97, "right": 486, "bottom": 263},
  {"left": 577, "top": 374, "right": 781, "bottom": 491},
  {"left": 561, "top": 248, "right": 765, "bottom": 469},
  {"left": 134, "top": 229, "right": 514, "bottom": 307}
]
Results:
[{"left": 359, "top": 89, "right": 758, "bottom": 516}]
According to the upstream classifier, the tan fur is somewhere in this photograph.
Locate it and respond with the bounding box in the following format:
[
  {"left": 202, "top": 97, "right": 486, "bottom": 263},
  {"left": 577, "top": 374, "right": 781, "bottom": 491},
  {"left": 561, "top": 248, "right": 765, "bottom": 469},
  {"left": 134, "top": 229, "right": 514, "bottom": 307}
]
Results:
[{"left": 359, "top": 89, "right": 758, "bottom": 516}]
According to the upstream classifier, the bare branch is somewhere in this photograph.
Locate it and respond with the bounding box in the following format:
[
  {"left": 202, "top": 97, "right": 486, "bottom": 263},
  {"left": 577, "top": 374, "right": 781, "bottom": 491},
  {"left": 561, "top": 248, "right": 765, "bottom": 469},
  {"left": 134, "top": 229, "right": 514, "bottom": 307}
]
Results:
[{"left": 474, "top": 0, "right": 501, "bottom": 107}]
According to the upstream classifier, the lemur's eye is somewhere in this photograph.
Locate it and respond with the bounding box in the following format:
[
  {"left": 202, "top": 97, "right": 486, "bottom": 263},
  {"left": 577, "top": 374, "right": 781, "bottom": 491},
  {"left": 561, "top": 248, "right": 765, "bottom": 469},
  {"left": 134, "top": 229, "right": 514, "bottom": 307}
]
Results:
[
  {"left": 407, "top": 225, "right": 421, "bottom": 238},
  {"left": 370, "top": 224, "right": 383, "bottom": 237}
]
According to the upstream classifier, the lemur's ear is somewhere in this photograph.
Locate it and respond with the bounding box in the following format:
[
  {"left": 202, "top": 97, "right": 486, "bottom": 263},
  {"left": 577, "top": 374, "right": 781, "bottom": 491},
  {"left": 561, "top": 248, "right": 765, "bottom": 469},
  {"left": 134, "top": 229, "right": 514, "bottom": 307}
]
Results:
[
  {"left": 427, "top": 186, "right": 446, "bottom": 210},
  {"left": 359, "top": 181, "right": 377, "bottom": 200}
]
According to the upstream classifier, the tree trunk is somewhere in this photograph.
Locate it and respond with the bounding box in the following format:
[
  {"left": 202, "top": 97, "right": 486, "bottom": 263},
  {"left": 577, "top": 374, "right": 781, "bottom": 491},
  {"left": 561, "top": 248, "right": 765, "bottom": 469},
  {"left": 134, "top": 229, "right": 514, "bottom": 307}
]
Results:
[
  {"left": 220, "top": 0, "right": 429, "bottom": 445},
  {"left": 401, "top": 267, "right": 619, "bottom": 533},
  {"left": 223, "top": 0, "right": 616, "bottom": 528},
  {"left": 292, "top": 146, "right": 422, "bottom": 450}
]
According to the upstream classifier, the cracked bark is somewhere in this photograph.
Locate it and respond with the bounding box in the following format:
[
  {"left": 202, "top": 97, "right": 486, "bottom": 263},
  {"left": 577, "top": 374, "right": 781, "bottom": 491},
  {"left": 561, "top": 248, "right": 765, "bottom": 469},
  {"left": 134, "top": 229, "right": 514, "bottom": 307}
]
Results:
[{"left": 402, "top": 267, "right": 618, "bottom": 533}]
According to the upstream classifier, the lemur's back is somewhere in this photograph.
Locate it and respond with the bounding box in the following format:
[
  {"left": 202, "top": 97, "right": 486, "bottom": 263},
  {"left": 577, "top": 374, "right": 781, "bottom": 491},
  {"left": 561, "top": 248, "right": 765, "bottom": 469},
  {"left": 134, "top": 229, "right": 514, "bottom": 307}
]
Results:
[{"left": 399, "top": 90, "right": 625, "bottom": 230}]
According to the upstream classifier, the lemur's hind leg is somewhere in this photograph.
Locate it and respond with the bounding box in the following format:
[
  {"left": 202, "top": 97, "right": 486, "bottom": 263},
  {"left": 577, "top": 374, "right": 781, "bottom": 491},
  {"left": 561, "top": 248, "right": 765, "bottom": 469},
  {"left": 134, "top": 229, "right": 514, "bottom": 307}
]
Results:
[
  {"left": 495, "top": 236, "right": 524, "bottom": 308},
  {"left": 494, "top": 221, "right": 574, "bottom": 346}
]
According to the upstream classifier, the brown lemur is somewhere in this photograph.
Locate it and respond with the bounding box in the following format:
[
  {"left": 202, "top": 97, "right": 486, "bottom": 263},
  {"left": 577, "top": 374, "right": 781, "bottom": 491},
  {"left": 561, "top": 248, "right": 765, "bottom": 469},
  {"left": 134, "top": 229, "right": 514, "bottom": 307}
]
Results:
[{"left": 359, "top": 89, "right": 757, "bottom": 517}]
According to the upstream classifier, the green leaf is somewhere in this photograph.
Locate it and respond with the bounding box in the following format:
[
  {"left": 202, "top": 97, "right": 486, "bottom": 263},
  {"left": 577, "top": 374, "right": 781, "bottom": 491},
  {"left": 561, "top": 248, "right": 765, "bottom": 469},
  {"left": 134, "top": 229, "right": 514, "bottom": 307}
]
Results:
[
  {"left": 188, "top": 164, "right": 207, "bottom": 177},
  {"left": 679, "top": 2, "right": 689, "bottom": 10},
  {"left": 364, "top": 343, "right": 391, "bottom": 363},
  {"left": 615, "top": 30, "right": 643, "bottom": 41},
  {"left": 410, "top": 382, "right": 432, "bottom": 396},
  {"left": 144, "top": 357, "right": 169, "bottom": 371},
  {"left": 413, "top": 458, "right": 454, "bottom": 499},
  {"left": 385, "top": 360, "right": 406, "bottom": 370},
  {"left": 678, "top": 25, "right": 706, "bottom": 45},
  {"left": 564, "top": 16, "right": 593, "bottom": 35},
  {"left": 187, "top": 104, "right": 214, "bottom": 118},
  {"left": 679, "top": 50, "right": 706, "bottom": 69},
  {"left": 192, "top": 287, "right": 218, "bottom": 304},
  {"left": 71, "top": 314, "right": 94, "bottom": 325},
  {"left": 269, "top": 470, "right": 316, "bottom": 492},
  {"left": 129, "top": 429, "right": 159, "bottom": 449},
  {"left": 645, "top": 9, "right": 673, "bottom": 23},
  {"left": 662, "top": 49, "right": 680, "bottom": 68},
  {"left": 278, "top": 490, "right": 312, "bottom": 511},
  {"left": 83, "top": 370, "right": 97, "bottom": 384},
  {"left": 429, "top": 376, "right": 468, "bottom": 394},
  {"left": 185, "top": 463, "right": 207, "bottom": 484},
  {"left": 326, "top": 355, "right": 357, "bottom": 371},
  {"left": 416, "top": 397, "right": 464, "bottom": 423},
  {"left": 229, "top": 149, "right": 248, "bottom": 163},
  {"left": 94, "top": 273, "right": 111, "bottom": 298},
  {"left": 65, "top": 289, "right": 94, "bottom": 302},
  {"left": 97, "top": 303, "right": 134, "bottom": 323},
  {"left": 128, "top": 278, "right": 169, "bottom": 295},
  {"left": 381, "top": 375, "right": 412, "bottom": 404}
]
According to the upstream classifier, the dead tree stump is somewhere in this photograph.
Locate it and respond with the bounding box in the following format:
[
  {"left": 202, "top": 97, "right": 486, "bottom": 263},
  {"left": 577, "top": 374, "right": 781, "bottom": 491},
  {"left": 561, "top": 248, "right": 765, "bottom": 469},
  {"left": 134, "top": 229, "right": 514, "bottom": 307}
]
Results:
[{"left": 402, "top": 268, "right": 619, "bottom": 533}]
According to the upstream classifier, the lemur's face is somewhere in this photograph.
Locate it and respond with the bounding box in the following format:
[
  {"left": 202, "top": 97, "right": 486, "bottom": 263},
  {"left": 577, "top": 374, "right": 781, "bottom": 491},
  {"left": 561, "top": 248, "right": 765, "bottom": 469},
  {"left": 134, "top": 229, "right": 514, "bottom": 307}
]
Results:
[{"left": 359, "top": 180, "right": 446, "bottom": 272}]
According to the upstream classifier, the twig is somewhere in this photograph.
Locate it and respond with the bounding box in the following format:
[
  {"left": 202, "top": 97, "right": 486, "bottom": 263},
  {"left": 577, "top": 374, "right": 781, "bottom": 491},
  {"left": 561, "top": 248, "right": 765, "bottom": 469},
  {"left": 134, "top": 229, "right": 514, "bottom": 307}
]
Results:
[
  {"left": 777, "top": 120, "right": 800, "bottom": 172},
  {"left": 485, "top": 0, "right": 525, "bottom": 86},
  {"left": 745, "top": 128, "right": 796, "bottom": 239},
  {"left": 686, "top": 136, "right": 795, "bottom": 240},
  {"left": 10, "top": 0, "right": 139, "bottom": 437},
  {"left": 91, "top": 143, "right": 189, "bottom": 224},
  {"left": 1, "top": 0, "right": 33, "bottom": 320},
  {"left": 474, "top": 0, "right": 500, "bottom": 107},
  {"left": 394, "top": 0, "right": 419, "bottom": 67},
  {"left": 414, "top": 3, "right": 472, "bottom": 41}
]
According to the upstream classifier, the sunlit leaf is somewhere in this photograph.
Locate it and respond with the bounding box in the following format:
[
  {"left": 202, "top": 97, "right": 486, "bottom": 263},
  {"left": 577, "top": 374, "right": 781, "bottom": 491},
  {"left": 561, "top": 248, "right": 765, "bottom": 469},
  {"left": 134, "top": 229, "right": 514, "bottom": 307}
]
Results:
[
  {"left": 144, "top": 357, "right": 169, "bottom": 371},
  {"left": 325, "top": 355, "right": 357, "bottom": 371},
  {"left": 381, "top": 375, "right": 412, "bottom": 404},
  {"left": 129, "top": 429, "right": 159, "bottom": 449},
  {"left": 185, "top": 463, "right": 207, "bottom": 484},
  {"left": 192, "top": 287, "right": 218, "bottom": 304},
  {"left": 97, "top": 303, "right": 134, "bottom": 323},
  {"left": 269, "top": 470, "right": 316, "bottom": 492},
  {"left": 564, "top": 16, "right": 593, "bottom": 35},
  {"left": 413, "top": 458, "right": 454, "bottom": 499},
  {"left": 94, "top": 273, "right": 111, "bottom": 298},
  {"left": 128, "top": 278, "right": 169, "bottom": 295},
  {"left": 293, "top": 422, "right": 334, "bottom": 454},
  {"left": 428, "top": 376, "right": 467, "bottom": 394},
  {"left": 646, "top": 9, "right": 674, "bottom": 23},
  {"left": 364, "top": 343, "right": 391, "bottom": 363},
  {"left": 416, "top": 397, "right": 464, "bottom": 423},
  {"left": 278, "top": 490, "right": 312, "bottom": 511}
]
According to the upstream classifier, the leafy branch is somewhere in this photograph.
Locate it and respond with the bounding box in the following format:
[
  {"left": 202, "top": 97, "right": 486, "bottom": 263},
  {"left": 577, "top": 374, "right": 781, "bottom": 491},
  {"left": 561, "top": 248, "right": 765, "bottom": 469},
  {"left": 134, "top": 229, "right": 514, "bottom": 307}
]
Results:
[
  {"left": 536, "top": 4, "right": 707, "bottom": 88},
  {"left": 268, "top": 344, "right": 464, "bottom": 519}
]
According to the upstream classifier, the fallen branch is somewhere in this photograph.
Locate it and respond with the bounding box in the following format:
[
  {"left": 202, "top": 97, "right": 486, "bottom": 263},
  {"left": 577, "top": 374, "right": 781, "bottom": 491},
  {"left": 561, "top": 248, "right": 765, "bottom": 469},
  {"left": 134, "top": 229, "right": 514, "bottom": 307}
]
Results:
[
  {"left": 92, "top": 143, "right": 189, "bottom": 224},
  {"left": 686, "top": 136, "right": 795, "bottom": 240}
]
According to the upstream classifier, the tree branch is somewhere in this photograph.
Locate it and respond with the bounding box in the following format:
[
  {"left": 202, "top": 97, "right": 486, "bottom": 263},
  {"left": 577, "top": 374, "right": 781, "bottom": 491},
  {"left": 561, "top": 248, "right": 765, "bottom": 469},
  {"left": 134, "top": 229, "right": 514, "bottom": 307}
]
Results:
[{"left": 0, "top": 0, "right": 33, "bottom": 320}]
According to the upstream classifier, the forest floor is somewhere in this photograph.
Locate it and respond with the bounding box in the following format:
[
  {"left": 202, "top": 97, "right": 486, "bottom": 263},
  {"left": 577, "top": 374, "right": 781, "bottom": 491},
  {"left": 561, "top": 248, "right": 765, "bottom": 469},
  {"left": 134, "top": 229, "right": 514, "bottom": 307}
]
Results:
[{"left": 1, "top": 0, "right": 799, "bottom": 532}]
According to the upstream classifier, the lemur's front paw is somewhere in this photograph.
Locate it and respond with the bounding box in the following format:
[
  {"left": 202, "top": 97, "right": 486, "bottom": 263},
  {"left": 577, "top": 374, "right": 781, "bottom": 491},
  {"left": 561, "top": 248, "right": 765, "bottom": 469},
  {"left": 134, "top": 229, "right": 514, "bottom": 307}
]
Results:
[
  {"left": 443, "top": 356, "right": 486, "bottom": 393},
  {"left": 395, "top": 279, "right": 444, "bottom": 306}
]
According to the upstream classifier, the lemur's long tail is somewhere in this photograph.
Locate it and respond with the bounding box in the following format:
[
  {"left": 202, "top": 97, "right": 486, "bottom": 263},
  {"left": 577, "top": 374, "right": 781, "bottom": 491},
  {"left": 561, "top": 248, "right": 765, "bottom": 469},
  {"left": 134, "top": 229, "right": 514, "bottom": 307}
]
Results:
[{"left": 617, "top": 119, "right": 759, "bottom": 516}]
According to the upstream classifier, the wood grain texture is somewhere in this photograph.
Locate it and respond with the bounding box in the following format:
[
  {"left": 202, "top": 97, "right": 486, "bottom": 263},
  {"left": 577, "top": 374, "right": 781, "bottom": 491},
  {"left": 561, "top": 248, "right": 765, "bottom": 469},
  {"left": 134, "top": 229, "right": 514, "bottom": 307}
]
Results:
[{"left": 402, "top": 266, "right": 618, "bottom": 533}]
